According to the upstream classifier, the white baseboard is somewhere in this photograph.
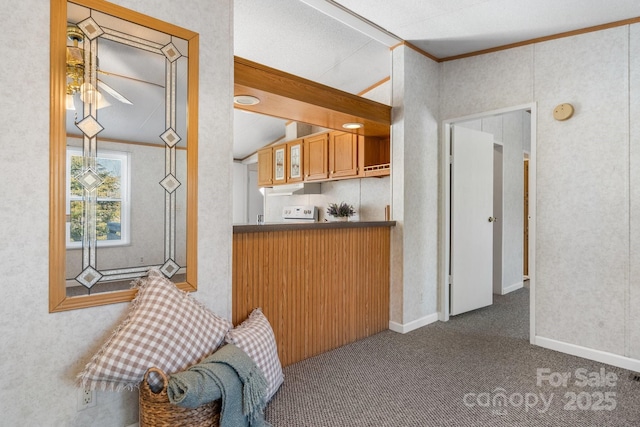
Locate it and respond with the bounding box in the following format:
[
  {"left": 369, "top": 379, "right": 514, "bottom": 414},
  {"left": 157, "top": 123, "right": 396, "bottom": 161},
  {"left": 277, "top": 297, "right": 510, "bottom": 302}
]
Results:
[
  {"left": 389, "top": 312, "right": 439, "bottom": 334},
  {"left": 501, "top": 281, "right": 523, "bottom": 295},
  {"left": 535, "top": 336, "right": 640, "bottom": 373}
]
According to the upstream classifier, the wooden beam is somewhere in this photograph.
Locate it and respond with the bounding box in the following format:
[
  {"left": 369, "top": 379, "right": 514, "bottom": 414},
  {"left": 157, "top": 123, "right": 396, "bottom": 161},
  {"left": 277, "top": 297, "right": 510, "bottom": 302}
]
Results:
[{"left": 234, "top": 56, "right": 391, "bottom": 138}]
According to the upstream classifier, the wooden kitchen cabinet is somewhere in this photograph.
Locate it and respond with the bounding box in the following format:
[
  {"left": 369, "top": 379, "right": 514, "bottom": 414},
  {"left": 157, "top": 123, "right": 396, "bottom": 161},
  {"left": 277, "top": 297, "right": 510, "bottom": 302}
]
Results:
[
  {"left": 358, "top": 136, "right": 390, "bottom": 177},
  {"left": 258, "top": 129, "right": 390, "bottom": 187},
  {"left": 304, "top": 133, "right": 329, "bottom": 181},
  {"left": 272, "top": 144, "right": 287, "bottom": 185},
  {"left": 329, "top": 131, "right": 358, "bottom": 178},
  {"left": 286, "top": 139, "right": 303, "bottom": 183},
  {"left": 257, "top": 147, "right": 273, "bottom": 186},
  {"left": 258, "top": 140, "right": 303, "bottom": 186}
]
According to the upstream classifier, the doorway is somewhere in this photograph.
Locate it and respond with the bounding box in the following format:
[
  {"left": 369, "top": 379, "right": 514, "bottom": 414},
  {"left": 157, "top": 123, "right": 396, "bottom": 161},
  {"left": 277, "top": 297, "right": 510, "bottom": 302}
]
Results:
[
  {"left": 449, "top": 125, "right": 495, "bottom": 315},
  {"left": 440, "top": 103, "right": 536, "bottom": 344},
  {"left": 246, "top": 163, "right": 263, "bottom": 223}
]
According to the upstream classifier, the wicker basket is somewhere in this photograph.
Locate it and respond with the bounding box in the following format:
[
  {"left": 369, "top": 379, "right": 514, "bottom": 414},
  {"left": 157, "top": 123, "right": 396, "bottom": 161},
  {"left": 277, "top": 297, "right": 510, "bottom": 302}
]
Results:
[{"left": 139, "top": 367, "right": 221, "bottom": 427}]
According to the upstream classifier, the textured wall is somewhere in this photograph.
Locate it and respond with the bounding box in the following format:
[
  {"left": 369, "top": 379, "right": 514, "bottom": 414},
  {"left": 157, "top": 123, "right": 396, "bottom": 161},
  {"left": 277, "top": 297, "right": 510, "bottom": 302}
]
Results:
[
  {"left": 390, "top": 47, "right": 406, "bottom": 323},
  {"left": 391, "top": 45, "right": 441, "bottom": 325},
  {"left": 0, "top": 0, "right": 232, "bottom": 425},
  {"left": 442, "top": 25, "right": 638, "bottom": 361},
  {"left": 440, "top": 45, "right": 534, "bottom": 121},
  {"left": 630, "top": 23, "right": 640, "bottom": 361},
  {"left": 534, "top": 27, "right": 629, "bottom": 355}
]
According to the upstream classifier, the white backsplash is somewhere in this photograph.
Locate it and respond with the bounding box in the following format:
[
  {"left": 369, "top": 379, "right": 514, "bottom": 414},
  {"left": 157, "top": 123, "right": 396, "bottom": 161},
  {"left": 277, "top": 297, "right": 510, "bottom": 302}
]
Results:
[{"left": 264, "top": 176, "right": 390, "bottom": 223}]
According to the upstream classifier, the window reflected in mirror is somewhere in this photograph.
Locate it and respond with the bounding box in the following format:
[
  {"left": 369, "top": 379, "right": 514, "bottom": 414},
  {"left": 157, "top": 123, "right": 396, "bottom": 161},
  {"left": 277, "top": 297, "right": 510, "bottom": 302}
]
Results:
[
  {"left": 66, "top": 146, "right": 130, "bottom": 248},
  {"left": 50, "top": 0, "right": 198, "bottom": 311}
]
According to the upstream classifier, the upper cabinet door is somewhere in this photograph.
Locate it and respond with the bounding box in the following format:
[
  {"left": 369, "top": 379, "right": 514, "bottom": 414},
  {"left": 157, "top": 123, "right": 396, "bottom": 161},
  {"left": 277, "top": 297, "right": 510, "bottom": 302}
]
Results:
[
  {"left": 273, "top": 145, "right": 287, "bottom": 185},
  {"left": 287, "top": 140, "right": 303, "bottom": 183},
  {"left": 304, "top": 133, "right": 329, "bottom": 181},
  {"left": 329, "top": 131, "right": 358, "bottom": 178},
  {"left": 257, "top": 147, "right": 273, "bottom": 187}
]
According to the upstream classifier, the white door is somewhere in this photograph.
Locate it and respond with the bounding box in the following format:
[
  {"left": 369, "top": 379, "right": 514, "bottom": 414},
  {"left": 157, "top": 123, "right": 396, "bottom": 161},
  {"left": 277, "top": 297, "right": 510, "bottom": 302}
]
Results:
[
  {"left": 247, "top": 166, "right": 263, "bottom": 223},
  {"left": 450, "top": 125, "right": 495, "bottom": 315}
]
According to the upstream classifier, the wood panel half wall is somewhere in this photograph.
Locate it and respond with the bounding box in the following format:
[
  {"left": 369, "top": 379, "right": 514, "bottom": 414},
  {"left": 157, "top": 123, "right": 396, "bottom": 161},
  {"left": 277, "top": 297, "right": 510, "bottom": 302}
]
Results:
[{"left": 233, "top": 225, "right": 391, "bottom": 367}]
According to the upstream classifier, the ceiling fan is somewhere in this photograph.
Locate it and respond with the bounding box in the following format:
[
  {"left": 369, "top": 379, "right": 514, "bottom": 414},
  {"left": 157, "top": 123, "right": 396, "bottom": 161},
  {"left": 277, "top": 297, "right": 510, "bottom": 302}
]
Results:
[{"left": 66, "top": 24, "right": 133, "bottom": 109}]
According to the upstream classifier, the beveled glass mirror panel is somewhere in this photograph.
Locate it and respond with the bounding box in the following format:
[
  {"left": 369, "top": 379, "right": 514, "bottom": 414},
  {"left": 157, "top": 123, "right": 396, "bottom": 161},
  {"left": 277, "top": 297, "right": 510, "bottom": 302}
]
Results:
[{"left": 50, "top": 0, "right": 198, "bottom": 311}]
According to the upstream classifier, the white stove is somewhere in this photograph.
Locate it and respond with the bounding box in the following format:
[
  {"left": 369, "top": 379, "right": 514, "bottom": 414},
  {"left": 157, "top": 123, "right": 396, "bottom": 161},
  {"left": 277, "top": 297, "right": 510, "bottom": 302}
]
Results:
[{"left": 282, "top": 205, "right": 318, "bottom": 223}]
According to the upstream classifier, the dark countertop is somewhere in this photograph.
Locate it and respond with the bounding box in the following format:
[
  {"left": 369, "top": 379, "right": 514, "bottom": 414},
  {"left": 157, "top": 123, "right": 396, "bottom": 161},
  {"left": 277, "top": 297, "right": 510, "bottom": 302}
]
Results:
[{"left": 233, "top": 220, "right": 396, "bottom": 234}]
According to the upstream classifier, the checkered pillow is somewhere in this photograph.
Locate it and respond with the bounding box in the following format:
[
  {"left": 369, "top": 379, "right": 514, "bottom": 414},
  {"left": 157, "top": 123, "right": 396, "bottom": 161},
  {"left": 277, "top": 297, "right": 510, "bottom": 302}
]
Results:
[
  {"left": 225, "top": 308, "right": 283, "bottom": 401},
  {"left": 77, "top": 269, "right": 232, "bottom": 391}
]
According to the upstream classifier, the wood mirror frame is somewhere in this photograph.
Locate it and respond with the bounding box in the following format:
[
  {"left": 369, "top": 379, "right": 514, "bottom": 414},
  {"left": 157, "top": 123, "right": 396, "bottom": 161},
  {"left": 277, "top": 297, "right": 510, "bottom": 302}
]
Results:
[{"left": 50, "top": 0, "right": 199, "bottom": 312}]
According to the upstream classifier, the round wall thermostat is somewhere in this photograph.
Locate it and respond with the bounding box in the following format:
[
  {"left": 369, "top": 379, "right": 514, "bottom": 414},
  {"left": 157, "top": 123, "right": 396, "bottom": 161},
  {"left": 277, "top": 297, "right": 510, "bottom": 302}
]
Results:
[{"left": 553, "top": 103, "right": 574, "bottom": 121}]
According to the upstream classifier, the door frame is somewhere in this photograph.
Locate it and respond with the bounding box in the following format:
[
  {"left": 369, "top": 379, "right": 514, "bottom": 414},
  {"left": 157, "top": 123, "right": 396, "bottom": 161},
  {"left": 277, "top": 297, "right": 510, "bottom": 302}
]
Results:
[{"left": 439, "top": 103, "right": 537, "bottom": 345}]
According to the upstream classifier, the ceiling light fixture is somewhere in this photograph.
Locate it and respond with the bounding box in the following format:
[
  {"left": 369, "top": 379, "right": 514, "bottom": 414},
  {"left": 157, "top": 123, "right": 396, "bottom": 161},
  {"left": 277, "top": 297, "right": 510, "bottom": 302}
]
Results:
[
  {"left": 342, "top": 122, "right": 363, "bottom": 129},
  {"left": 65, "top": 25, "right": 128, "bottom": 110},
  {"left": 234, "top": 95, "right": 261, "bottom": 106},
  {"left": 66, "top": 26, "right": 85, "bottom": 98},
  {"left": 80, "top": 83, "right": 111, "bottom": 109}
]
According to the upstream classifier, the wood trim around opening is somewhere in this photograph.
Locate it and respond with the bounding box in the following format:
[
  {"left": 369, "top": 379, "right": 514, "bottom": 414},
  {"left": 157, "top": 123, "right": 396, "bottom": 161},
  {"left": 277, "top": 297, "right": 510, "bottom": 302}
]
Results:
[{"left": 389, "top": 16, "right": 640, "bottom": 63}]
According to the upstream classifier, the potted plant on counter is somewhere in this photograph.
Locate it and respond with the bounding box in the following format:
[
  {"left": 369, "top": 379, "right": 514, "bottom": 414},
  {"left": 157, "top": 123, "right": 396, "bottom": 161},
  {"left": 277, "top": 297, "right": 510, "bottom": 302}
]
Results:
[{"left": 326, "top": 202, "right": 356, "bottom": 221}]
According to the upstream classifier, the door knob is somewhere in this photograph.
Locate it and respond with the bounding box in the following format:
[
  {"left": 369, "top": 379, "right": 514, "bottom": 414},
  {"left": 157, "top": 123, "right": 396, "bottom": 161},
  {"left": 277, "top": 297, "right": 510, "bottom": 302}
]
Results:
[{"left": 488, "top": 217, "right": 497, "bottom": 222}]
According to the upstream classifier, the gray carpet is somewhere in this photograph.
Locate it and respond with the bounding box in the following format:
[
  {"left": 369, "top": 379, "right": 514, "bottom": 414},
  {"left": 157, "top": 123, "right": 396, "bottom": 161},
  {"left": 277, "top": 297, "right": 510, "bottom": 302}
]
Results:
[{"left": 265, "top": 288, "right": 640, "bottom": 426}]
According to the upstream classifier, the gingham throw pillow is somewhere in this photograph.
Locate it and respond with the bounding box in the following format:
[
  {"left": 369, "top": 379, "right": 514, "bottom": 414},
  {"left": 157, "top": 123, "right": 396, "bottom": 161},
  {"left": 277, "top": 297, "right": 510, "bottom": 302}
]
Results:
[
  {"left": 77, "top": 268, "right": 232, "bottom": 391},
  {"left": 225, "top": 308, "right": 284, "bottom": 401}
]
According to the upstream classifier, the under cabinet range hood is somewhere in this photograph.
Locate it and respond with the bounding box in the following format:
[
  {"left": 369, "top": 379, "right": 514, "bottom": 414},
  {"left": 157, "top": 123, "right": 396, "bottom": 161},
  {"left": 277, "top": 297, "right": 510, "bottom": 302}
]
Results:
[{"left": 265, "top": 182, "right": 321, "bottom": 196}]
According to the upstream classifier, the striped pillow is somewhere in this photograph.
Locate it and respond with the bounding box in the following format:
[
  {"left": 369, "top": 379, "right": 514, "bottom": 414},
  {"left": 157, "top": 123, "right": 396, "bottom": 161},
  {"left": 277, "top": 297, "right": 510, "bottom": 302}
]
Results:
[
  {"left": 225, "top": 308, "right": 284, "bottom": 401},
  {"left": 77, "top": 269, "right": 232, "bottom": 391}
]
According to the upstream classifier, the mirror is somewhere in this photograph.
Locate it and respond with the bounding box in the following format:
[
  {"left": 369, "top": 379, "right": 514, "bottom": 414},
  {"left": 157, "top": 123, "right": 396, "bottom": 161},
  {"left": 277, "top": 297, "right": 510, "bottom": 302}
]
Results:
[{"left": 50, "top": 0, "right": 199, "bottom": 312}]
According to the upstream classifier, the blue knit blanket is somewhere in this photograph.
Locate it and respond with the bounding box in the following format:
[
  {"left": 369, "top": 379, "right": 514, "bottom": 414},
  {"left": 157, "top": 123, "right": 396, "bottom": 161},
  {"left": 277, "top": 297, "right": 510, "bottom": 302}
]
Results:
[{"left": 167, "top": 344, "right": 271, "bottom": 427}]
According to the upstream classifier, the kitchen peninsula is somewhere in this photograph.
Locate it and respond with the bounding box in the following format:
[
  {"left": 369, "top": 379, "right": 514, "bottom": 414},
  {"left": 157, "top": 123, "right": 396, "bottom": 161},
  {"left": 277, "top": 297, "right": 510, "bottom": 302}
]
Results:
[{"left": 233, "top": 220, "right": 395, "bottom": 367}]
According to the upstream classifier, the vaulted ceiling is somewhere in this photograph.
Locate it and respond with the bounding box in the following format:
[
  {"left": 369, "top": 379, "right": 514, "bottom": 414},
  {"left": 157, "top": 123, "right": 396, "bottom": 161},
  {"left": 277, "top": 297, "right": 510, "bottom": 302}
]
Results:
[{"left": 233, "top": 0, "right": 640, "bottom": 159}]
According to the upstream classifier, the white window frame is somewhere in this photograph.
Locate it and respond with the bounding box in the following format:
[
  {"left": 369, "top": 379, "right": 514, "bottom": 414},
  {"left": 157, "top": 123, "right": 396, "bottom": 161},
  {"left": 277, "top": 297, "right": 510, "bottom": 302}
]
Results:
[{"left": 66, "top": 146, "right": 131, "bottom": 249}]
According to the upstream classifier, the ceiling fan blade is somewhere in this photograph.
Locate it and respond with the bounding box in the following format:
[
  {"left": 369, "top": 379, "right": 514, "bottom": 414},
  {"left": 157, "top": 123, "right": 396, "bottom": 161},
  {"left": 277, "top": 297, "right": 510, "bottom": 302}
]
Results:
[
  {"left": 97, "top": 79, "right": 133, "bottom": 105},
  {"left": 98, "top": 69, "right": 165, "bottom": 89}
]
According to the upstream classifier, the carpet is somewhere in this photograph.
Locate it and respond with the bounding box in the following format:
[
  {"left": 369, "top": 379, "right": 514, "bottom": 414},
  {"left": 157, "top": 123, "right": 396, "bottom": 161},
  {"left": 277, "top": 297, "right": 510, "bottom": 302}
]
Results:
[{"left": 265, "top": 288, "right": 640, "bottom": 426}]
